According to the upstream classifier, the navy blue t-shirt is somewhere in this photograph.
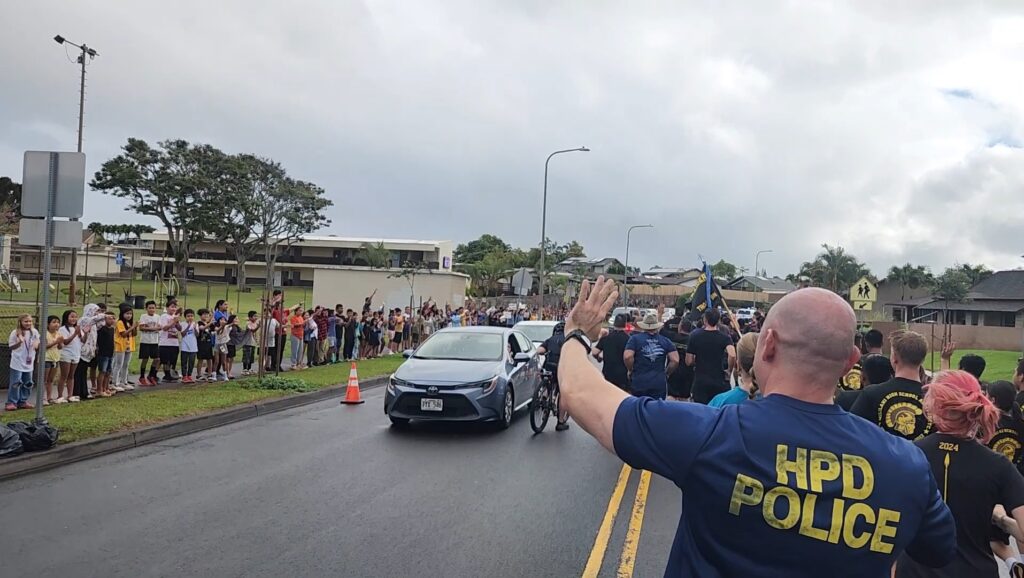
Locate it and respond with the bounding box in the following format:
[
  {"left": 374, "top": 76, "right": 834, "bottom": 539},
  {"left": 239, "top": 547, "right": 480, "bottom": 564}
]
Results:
[
  {"left": 625, "top": 332, "right": 675, "bottom": 398},
  {"left": 613, "top": 394, "right": 955, "bottom": 577}
]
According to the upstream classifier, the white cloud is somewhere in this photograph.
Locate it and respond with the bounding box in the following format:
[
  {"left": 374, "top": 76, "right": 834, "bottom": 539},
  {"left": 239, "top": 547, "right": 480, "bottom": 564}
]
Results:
[{"left": 2, "top": 1, "right": 1024, "bottom": 276}]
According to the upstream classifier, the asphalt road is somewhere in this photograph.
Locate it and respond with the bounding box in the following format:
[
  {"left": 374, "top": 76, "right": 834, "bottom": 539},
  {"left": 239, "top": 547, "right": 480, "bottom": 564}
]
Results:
[{"left": 1, "top": 384, "right": 682, "bottom": 577}]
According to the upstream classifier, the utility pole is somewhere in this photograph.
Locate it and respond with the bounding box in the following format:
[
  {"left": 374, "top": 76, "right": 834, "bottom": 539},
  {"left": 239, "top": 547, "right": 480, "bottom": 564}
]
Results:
[{"left": 54, "top": 35, "right": 97, "bottom": 305}]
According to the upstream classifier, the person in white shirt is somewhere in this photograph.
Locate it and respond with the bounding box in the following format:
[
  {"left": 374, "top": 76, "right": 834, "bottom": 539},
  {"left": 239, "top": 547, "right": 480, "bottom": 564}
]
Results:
[
  {"left": 138, "top": 300, "right": 162, "bottom": 386},
  {"left": 57, "top": 310, "right": 85, "bottom": 403},
  {"left": 262, "top": 316, "right": 280, "bottom": 372},
  {"left": 6, "top": 314, "right": 40, "bottom": 410},
  {"left": 158, "top": 301, "right": 182, "bottom": 383}
]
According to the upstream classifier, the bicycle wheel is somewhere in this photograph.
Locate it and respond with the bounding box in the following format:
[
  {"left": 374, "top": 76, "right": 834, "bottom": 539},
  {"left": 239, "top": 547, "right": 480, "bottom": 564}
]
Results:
[{"left": 530, "top": 381, "right": 551, "bottom": 433}]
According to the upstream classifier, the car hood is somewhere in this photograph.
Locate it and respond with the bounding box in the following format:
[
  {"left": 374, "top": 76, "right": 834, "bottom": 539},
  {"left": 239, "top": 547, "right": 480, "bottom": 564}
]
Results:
[{"left": 395, "top": 358, "right": 503, "bottom": 385}]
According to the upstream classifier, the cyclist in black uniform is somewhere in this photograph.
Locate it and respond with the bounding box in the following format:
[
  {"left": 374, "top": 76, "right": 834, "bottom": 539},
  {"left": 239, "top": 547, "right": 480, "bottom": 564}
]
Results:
[{"left": 537, "top": 321, "right": 569, "bottom": 431}]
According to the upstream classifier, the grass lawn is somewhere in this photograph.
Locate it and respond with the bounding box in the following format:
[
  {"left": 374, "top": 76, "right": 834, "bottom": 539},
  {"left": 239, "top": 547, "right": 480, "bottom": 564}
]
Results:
[
  {"left": 924, "top": 349, "right": 1022, "bottom": 382},
  {"left": 0, "top": 357, "right": 402, "bottom": 444}
]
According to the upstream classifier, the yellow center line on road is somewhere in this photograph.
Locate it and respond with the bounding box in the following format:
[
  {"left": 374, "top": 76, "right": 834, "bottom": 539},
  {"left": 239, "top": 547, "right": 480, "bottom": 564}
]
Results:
[
  {"left": 581, "top": 463, "right": 632, "bottom": 578},
  {"left": 616, "top": 469, "right": 651, "bottom": 578}
]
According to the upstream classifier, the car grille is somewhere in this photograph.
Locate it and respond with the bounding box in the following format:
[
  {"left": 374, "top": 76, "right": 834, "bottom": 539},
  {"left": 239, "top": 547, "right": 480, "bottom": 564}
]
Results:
[{"left": 395, "top": 393, "right": 479, "bottom": 418}]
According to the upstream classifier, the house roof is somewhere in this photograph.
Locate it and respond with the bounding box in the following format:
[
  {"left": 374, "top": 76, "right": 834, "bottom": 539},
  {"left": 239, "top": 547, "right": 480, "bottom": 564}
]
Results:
[
  {"left": 725, "top": 276, "right": 797, "bottom": 293},
  {"left": 557, "top": 256, "right": 621, "bottom": 267},
  {"left": 916, "top": 299, "right": 1024, "bottom": 313},
  {"left": 968, "top": 271, "right": 1024, "bottom": 300},
  {"left": 642, "top": 267, "right": 702, "bottom": 277},
  {"left": 885, "top": 296, "right": 935, "bottom": 307}
]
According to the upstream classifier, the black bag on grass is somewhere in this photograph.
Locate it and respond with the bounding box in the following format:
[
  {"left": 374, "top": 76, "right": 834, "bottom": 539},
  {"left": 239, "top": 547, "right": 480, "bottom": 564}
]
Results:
[
  {"left": 0, "top": 423, "right": 24, "bottom": 457},
  {"left": 7, "top": 421, "right": 59, "bottom": 451}
]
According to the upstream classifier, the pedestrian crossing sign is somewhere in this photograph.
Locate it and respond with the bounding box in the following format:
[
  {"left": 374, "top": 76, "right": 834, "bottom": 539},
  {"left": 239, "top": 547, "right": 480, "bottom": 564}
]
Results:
[{"left": 849, "top": 276, "right": 877, "bottom": 303}]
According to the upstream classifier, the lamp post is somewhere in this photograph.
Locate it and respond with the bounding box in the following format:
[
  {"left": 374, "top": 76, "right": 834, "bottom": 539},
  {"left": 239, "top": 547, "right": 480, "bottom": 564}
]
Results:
[
  {"left": 538, "top": 147, "right": 589, "bottom": 316},
  {"left": 54, "top": 34, "right": 98, "bottom": 306},
  {"left": 753, "top": 249, "right": 773, "bottom": 308},
  {"left": 623, "top": 225, "right": 653, "bottom": 306}
]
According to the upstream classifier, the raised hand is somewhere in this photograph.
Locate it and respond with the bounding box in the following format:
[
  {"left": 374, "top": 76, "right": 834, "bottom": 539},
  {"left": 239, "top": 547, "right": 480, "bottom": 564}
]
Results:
[{"left": 565, "top": 276, "right": 619, "bottom": 342}]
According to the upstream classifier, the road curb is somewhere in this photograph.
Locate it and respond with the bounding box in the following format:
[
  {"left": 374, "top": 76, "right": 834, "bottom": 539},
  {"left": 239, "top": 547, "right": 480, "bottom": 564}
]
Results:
[{"left": 0, "top": 376, "right": 386, "bottom": 481}]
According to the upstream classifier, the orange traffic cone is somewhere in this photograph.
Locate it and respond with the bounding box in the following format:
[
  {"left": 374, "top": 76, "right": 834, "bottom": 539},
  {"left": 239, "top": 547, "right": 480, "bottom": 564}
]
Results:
[{"left": 340, "top": 362, "right": 365, "bottom": 405}]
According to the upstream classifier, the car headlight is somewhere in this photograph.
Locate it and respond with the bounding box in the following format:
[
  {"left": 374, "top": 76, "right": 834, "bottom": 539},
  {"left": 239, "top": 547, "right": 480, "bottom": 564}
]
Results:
[
  {"left": 481, "top": 376, "right": 500, "bottom": 395},
  {"left": 388, "top": 375, "right": 406, "bottom": 394}
]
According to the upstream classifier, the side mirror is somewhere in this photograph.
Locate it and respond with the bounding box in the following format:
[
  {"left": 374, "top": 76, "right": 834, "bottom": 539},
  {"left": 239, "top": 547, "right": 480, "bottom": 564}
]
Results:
[
  {"left": 513, "top": 352, "right": 531, "bottom": 364},
  {"left": 402, "top": 349, "right": 414, "bottom": 359}
]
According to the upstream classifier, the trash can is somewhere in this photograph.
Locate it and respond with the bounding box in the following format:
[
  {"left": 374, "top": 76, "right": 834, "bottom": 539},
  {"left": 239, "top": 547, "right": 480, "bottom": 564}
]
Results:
[
  {"left": 133, "top": 295, "right": 146, "bottom": 309},
  {"left": 0, "top": 344, "right": 10, "bottom": 389}
]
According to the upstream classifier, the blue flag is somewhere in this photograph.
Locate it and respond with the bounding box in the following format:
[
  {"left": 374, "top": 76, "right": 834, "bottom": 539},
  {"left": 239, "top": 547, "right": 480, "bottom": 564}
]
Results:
[{"left": 689, "top": 261, "right": 723, "bottom": 316}]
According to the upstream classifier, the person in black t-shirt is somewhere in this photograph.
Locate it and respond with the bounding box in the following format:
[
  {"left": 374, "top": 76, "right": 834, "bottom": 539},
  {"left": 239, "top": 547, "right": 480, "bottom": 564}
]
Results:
[
  {"left": 985, "top": 380, "right": 1024, "bottom": 571},
  {"left": 685, "top": 308, "right": 735, "bottom": 404},
  {"left": 836, "top": 353, "right": 893, "bottom": 411},
  {"left": 538, "top": 322, "right": 569, "bottom": 431},
  {"left": 593, "top": 314, "right": 630, "bottom": 391},
  {"left": 896, "top": 371, "right": 1024, "bottom": 578},
  {"left": 851, "top": 330, "right": 933, "bottom": 440},
  {"left": 661, "top": 317, "right": 693, "bottom": 401},
  {"left": 1011, "top": 358, "right": 1024, "bottom": 415}
]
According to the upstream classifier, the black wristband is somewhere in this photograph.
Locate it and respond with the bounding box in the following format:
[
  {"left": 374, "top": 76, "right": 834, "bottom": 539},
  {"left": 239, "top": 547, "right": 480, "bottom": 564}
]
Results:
[{"left": 565, "top": 330, "right": 592, "bottom": 354}]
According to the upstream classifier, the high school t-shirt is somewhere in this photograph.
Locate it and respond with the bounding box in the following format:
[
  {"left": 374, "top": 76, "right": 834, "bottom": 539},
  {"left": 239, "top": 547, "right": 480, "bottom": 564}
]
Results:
[
  {"left": 988, "top": 413, "right": 1024, "bottom": 468},
  {"left": 896, "top": 434, "right": 1024, "bottom": 578},
  {"left": 613, "top": 394, "right": 955, "bottom": 577},
  {"left": 850, "top": 378, "right": 933, "bottom": 441}
]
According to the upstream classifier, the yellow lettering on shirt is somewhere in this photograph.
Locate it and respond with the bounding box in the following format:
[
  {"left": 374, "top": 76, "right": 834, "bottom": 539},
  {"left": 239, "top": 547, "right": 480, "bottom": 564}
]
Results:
[
  {"left": 809, "top": 450, "right": 841, "bottom": 493},
  {"left": 842, "top": 502, "right": 875, "bottom": 549},
  {"left": 776, "top": 444, "right": 808, "bottom": 490},
  {"left": 729, "top": 474, "right": 764, "bottom": 515},
  {"left": 763, "top": 486, "right": 801, "bottom": 530},
  {"left": 841, "top": 454, "right": 873, "bottom": 500},
  {"left": 798, "top": 493, "right": 829, "bottom": 542},
  {"left": 727, "top": 446, "right": 901, "bottom": 553},
  {"left": 870, "top": 509, "right": 900, "bottom": 554}
]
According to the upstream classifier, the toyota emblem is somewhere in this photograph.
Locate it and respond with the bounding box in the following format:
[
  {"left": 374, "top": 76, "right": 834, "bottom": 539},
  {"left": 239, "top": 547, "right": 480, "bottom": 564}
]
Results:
[{"left": 427, "top": 386, "right": 439, "bottom": 395}]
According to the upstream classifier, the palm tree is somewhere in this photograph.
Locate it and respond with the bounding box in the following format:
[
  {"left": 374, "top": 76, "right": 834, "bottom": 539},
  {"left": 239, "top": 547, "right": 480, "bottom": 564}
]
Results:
[
  {"left": 886, "top": 263, "right": 934, "bottom": 301},
  {"left": 797, "top": 244, "right": 870, "bottom": 294},
  {"left": 466, "top": 250, "right": 510, "bottom": 297},
  {"left": 358, "top": 242, "right": 392, "bottom": 269}
]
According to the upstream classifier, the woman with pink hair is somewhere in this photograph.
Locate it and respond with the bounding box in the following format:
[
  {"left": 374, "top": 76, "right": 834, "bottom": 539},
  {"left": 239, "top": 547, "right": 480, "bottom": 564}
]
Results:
[{"left": 896, "top": 371, "right": 1024, "bottom": 578}]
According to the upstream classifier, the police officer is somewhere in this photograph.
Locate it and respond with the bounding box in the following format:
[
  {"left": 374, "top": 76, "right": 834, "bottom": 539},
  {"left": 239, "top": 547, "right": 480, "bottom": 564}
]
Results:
[{"left": 537, "top": 321, "right": 569, "bottom": 431}]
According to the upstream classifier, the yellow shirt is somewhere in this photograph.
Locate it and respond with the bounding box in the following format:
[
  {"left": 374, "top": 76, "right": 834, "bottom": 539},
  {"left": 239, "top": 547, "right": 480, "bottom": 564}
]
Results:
[
  {"left": 46, "top": 330, "right": 61, "bottom": 362},
  {"left": 115, "top": 320, "right": 135, "bottom": 352}
]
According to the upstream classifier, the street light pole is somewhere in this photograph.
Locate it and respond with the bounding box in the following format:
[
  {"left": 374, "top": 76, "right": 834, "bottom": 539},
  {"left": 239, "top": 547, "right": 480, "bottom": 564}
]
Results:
[
  {"left": 623, "top": 224, "right": 653, "bottom": 306},
  {"left": 54, "top": 34, "right": 98, "bottom": 306},
  {"left": 538, "top": 147, "right": 588, "bottom": 317},
  {"left": 753, "top": 249, "right": 773, "bottom": 308}
]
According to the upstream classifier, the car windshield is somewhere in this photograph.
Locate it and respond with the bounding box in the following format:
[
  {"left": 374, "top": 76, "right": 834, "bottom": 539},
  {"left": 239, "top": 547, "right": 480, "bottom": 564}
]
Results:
[
  {"left": 414, "top": 332, "right": 504, "bottom": 361},
  {"left": 514, "top": 324, "right": 555, "bottom": 343}
]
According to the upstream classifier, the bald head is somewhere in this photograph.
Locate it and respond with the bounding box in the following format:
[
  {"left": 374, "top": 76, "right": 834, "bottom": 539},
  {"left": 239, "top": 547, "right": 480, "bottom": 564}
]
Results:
[{"left": 755, "top": 288, "right": 859, "bottom": 396}]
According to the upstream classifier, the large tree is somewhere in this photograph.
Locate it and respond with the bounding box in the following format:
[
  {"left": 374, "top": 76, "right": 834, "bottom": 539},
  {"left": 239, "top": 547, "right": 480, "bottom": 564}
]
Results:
[
  {"left": 0, "top": 177, "right": 22, "bottom": 235},
  {"left": 932, "top": 267, "right": 971, "bottom": 341},
  {"left": 454, "top": 234, "right": 511, "bottom": 265},
  {"left": 956, "top": 263, "right": 993, "bottom": 287},
  {"left": 795, "top": 244, "right": 871, "bottom": 294},
  {"left": 885, "top": 263, "right": 934, "bottom": 301},
  {"left": 466, "top": 249, "right": 510, "bottom": 297},
  {"left": 217, "top": 154, "right": 287, "bottom": 289},
  {"left": 91, "top": 138, "right": 233, "bottom": 294},
  {"left": 711, "top": 259, "right": 746, "bottom": 281}
]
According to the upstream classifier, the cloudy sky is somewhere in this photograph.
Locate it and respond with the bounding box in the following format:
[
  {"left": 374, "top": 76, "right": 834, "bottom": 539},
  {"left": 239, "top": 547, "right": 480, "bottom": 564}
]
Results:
[{"left": 3, "top": 1, "right": 1024, "bottom": 277}]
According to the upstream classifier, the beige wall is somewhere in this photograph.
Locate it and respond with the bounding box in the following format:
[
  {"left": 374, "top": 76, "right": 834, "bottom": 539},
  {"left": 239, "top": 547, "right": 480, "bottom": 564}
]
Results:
[
  {"left": 871, "top": 321, "right": 1024, "bottom": 352},
  {"left": 313, "top": 268, "right": 468, "bottom": 310},
  {"left": 17, "top": 249, "right": 118, "bottom": 277}
]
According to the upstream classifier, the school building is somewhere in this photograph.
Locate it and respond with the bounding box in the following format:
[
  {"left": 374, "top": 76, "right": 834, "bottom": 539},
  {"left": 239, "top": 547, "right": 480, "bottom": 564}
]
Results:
[{"left": 140, "top": 232, "right": 469, "bottom": 310}]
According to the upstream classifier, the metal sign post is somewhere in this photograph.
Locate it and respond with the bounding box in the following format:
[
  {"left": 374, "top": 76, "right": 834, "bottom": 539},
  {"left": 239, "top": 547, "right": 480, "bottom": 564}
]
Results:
[
  {"left": 21, "top": 151, "right": 86, "bottom": 425},
  {"left": 33, "top": 155, "right": 58, "bottom": 424}
]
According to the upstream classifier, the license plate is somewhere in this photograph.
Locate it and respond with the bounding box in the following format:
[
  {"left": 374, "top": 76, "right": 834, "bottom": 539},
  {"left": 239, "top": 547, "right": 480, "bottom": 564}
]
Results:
[{"left": 420, "top": 398, "right": 443, "bottom": 412}]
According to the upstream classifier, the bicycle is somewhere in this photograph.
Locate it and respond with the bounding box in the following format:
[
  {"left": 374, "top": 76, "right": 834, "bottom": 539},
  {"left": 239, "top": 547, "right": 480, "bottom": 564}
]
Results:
[{"left": 530, "top": 369, "right": 560, "bottom": 433}]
